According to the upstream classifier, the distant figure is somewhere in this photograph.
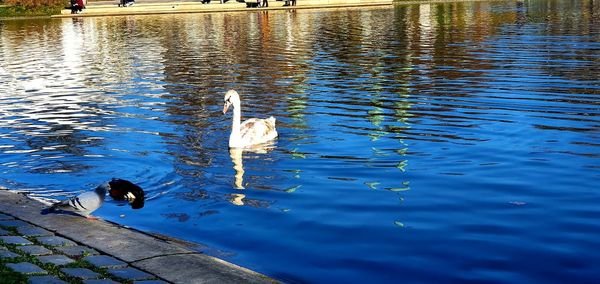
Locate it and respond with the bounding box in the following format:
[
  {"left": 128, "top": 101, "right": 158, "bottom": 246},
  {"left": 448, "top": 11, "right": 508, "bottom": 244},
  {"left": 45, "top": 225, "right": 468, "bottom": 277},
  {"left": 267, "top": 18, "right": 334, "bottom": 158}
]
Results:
[
  {"left": 70, "top": 0, "right": 84, "bottom": 14},
  {"left": 246, "top": 0, "right": 260, "bottom": 7},
  {"left": 69, "top": 0, "right": 76, "bottom": 13},
  {"left": 262, "top": 0, "right": 268, "bottom": 7},
  {"left": 119, "top": 0, "right": 135, "bottom": 7},
  {"left": 291, "top": 0, "right": 296, "bottom": 5}
]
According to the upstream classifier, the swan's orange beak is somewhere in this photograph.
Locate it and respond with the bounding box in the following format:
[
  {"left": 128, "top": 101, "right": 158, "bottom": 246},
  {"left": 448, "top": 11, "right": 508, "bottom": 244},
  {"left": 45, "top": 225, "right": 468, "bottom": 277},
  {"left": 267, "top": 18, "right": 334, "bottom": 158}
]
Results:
[{"left": 223, "top": 102, "right": 230, "bottom": 114}]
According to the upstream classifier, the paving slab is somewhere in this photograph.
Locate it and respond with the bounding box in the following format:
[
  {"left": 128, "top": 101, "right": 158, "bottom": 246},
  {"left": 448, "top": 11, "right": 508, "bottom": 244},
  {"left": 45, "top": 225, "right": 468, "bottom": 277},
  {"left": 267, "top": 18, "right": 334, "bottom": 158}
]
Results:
[
  {"left": 83, "top": 255, "right": 127, "bottom": 269},
  {"left": 0, "top": 219, "right": 30, "bottom": 228},
  {"left": 0, "top": 190, "right": 277, "bottom": 284},
  {"left": 108, "top": 267, "right": 154, "bottom": 281},
  {"left": 0, "top": 235, "right": 33, "bottom": 245},
  {"left": 18, "top": 226, "right": 54, "bottom": 237},
  {"left": 6, "top": 262, "right": 47, "bottom": 274},
  {"left": 60, "top": 268, "right": 101, "bottom": 279},
  {"left": 0, "top": 213, "right": 14, "bottom": 220},
  {"left": 36, "top": 236, "right": 77, "bottom": 247},
  {"left": 133, "top": 253, "right": 273, "bottom": 284},
  {"left": 55, "top": 245, "right": 99, "bottom": 257},
  {"left": 16, "top": 245, "right": 53, "bottom": 256},
  {"left": 0, "top": 228, "right": 11, "bottom": 236},
  {"left": 84, "top": 279, "right": 121, "bottom": 284},
  {"left": 28, "top": 275, "right": 68, "bottom": 284},
  {"left": 0, "top": 248, "right": 20, "bottom": 258},
  {"left": 0, "top": 192, "right": 192, "bottom": 261},
  {"left": 37, "top": 254, "right": 76, "bottom": 266}
]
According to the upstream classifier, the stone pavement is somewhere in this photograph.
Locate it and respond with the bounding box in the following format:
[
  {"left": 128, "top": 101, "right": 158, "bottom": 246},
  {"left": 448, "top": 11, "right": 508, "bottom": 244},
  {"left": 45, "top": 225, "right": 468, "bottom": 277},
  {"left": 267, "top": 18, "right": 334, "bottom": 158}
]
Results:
[{"left": 0, "top": 190, "right": 277, "bottom": 284}]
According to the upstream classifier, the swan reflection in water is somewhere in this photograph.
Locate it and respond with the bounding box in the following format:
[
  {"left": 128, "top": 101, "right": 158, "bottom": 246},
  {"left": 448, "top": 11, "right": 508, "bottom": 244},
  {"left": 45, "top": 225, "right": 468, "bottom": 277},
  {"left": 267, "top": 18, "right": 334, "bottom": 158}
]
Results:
[{"left": 227, "top": 142, "right": 276, "bottom": 206}]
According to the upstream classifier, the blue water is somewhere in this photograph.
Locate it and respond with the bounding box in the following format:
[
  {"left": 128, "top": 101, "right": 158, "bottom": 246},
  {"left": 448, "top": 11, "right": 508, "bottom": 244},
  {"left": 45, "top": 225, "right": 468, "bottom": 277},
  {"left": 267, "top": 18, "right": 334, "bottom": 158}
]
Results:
[{"left": 1, "top": 1, "right": 600, "bottom": 282}]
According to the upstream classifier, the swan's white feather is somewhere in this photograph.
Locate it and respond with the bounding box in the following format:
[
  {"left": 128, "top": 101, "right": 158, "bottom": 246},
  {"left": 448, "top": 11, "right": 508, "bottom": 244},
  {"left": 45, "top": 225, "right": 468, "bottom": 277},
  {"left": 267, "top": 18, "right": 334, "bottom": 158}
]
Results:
[{"left": 225, "top": 90, "right": 278, "bottom": 148}]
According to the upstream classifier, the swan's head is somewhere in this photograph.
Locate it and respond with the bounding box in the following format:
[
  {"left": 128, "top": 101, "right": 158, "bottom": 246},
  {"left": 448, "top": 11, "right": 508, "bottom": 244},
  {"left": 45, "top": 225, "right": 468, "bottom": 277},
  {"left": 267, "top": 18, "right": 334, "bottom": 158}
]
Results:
[{"left": 223, "top": 90, "right": 240, "bottom": 114}]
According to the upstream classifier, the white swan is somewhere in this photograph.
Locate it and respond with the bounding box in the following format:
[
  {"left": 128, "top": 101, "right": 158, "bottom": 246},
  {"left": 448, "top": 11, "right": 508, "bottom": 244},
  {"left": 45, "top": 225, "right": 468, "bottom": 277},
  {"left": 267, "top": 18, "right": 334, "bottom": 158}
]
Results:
[{"left": 223, "top": 90, "right": 278, "bottom": 148}]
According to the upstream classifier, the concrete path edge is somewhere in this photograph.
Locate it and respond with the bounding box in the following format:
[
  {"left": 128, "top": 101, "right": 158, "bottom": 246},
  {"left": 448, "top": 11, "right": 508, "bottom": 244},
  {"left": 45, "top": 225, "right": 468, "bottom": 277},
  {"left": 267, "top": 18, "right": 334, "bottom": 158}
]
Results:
[{"left": 0, "top": 189, "right": 278, "bottom": 284}]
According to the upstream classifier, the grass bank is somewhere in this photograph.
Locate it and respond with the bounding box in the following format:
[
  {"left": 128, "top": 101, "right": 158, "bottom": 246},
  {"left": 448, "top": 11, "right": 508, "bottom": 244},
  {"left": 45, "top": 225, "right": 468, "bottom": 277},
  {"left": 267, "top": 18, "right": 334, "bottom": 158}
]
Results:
[{"left": 0, "top": 2, "right": 63, "bottom": 17}]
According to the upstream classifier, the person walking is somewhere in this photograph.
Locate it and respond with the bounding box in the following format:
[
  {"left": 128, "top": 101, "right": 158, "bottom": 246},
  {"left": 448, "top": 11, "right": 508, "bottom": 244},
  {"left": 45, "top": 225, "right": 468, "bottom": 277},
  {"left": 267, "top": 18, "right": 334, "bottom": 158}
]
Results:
[{"left": 70, "top": 0, "right": 85, "bottom": 13}]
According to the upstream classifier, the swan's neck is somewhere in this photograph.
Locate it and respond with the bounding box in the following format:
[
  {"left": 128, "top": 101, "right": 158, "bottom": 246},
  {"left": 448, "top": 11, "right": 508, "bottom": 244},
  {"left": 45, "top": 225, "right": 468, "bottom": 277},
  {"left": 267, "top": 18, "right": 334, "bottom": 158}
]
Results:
[{"left": 230, "top": 102, "right": 242, "bottom": 144}]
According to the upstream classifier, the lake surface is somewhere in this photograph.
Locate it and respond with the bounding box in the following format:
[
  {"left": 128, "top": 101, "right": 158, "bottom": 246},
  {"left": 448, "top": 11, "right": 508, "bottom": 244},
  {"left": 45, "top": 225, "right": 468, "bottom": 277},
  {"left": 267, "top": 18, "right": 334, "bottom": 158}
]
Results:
[{"left": 1, "top": 0, "right": 599, "bottom": 282}]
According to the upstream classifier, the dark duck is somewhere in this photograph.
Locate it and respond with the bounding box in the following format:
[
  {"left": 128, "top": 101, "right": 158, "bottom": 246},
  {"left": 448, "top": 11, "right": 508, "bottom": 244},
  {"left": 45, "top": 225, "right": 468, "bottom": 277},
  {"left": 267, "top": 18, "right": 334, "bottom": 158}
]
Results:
[{"left": 107, "top": 178, "right": 145, "bottom": 209}]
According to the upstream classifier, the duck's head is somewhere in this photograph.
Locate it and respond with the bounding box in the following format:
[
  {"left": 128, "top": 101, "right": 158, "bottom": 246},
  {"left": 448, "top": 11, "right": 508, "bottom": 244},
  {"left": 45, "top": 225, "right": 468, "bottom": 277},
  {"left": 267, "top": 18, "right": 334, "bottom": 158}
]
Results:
[{"left": 223, "top": 90, "right": 240, "bottom": 114}]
